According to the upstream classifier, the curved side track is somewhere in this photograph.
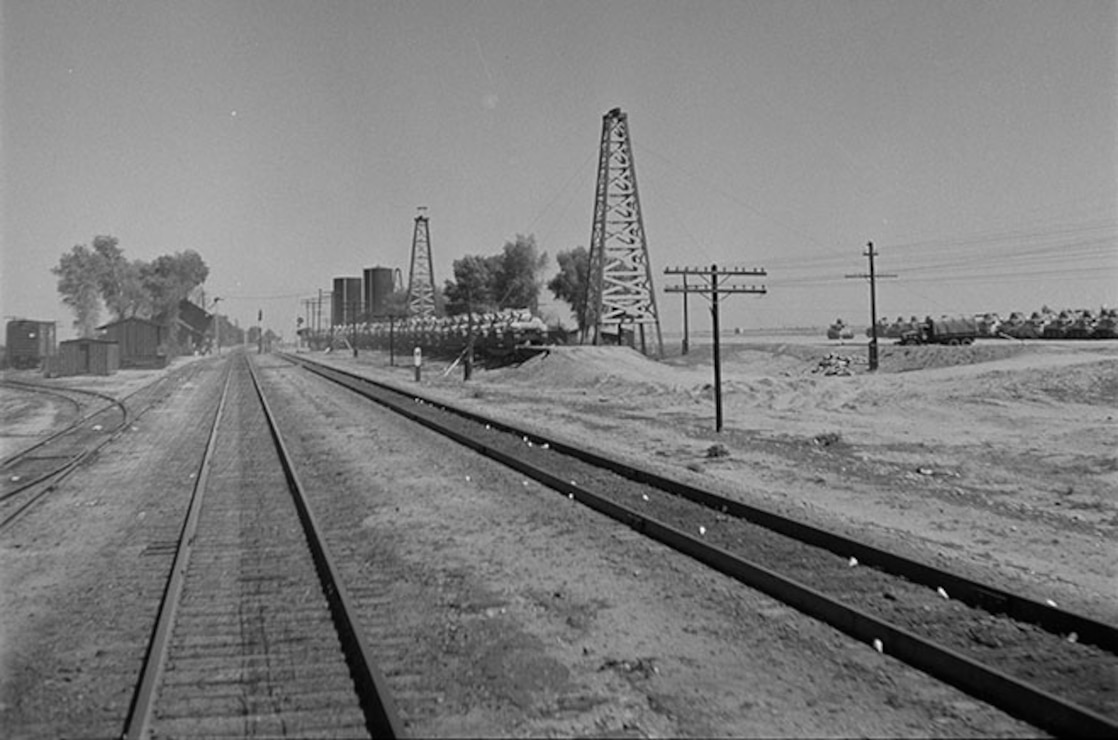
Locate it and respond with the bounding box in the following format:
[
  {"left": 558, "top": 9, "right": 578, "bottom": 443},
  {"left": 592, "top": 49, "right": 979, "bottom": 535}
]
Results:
[
  {"left": 122, "top": 353, "right": 402, "bottom": 739},
  {"left": 0, "top": 367, "right": 201, "bottom": 531},
  {"left": 280, "top": 351, "right": 1118, "bottom": 738},
  {"left": 1, "top": 378, "right": 124, "bottom": 480},
  {"left": 1, "top": 378, "right": 88, "bottom": 460}
]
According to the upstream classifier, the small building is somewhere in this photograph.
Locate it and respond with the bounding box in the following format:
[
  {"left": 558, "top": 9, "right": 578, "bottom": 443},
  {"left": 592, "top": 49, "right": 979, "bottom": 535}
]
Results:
[
  {"left": 97, "top": 317, "right": 167, "bottom": 368},
  {"left": 170, "top": 299, "right": 212, "bottom": 353},
  {"left": 51, "top": 338, "right": 120, "bottom": 377}
]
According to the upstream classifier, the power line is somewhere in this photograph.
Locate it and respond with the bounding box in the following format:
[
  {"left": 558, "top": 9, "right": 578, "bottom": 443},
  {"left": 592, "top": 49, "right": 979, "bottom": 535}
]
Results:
[{"left": 220, "top": 292, "right": 307, "bottom": 301}]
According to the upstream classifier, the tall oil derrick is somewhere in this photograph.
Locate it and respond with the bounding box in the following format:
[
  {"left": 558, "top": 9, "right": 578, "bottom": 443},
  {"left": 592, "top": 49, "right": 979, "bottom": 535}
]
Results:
[
  {"left": 587, "top": 108, "right": 663, "bottom": 356},
  {"left": 405, "top": 207, "right": 437, "bottom": 318}
]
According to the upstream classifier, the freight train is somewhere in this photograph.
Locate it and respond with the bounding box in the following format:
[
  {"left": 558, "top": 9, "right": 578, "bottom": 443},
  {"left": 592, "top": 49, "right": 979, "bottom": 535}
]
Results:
[
  {"left": 861, "top": 307, "right": 1117, "bottom": 343},
  {"left": 304, "top": 309, "right": 560, "bottom": 361},
  {"left": 1000, "top": 308, "right": 1118, "bottom": 340},
  {"left": 4, "top": 320, "right": 57, "bottom": 369}
]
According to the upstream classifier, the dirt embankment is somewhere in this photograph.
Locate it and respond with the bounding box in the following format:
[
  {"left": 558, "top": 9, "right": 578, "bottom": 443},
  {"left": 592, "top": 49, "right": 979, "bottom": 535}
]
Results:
[{"left": 376, "top": 338, "right": 1117, "bottom": 624}]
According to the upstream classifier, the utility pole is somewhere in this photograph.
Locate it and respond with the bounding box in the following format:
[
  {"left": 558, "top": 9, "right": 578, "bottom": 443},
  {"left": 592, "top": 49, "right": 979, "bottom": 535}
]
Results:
[
  {"left": 210, "top": 297, "right": 222, "bottom": 355},
  {"left": 464, "top": 285, "right": 475, "bottom": 381},
  {"left": 845, "top": 241, "right": 897, "bottom": 371},
  {"left": 665, "top": 264, "right": 767, "bottom": 432},
  {"left": 681, "top": 273, "right": 690, "bottom": 355},
  {"left": 350, "top": 298, "right": 360, "bottom": 358},
  {"left": 317, "top": 288, "right": 324, "bottom": 349}
]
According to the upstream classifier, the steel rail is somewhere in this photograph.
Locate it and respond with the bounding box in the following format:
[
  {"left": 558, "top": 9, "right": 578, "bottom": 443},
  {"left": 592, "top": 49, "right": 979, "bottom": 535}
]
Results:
[
  {"left": 120, "top": 358, "right": 234, "bottom": 740},
  {"left": 122, "top": 354, "right": 404, "bottom": 739},
  {"left": 280, "top": 351, "right": 1118, "bottom": 738},
  {"left": 1, "top": 378, "right": 124, "bottom": 468},
  {"left": 0, "top": 379, "right": 83, "bottom": 440},
  {"left": 280, "top": 352, "right": 1117, "bottom": 653},
  {"left": 248, "top": 355, "right": 405, "bottom": 739},
  {"left": 0, "top": 370, "right": 188, "bottom": 528}
]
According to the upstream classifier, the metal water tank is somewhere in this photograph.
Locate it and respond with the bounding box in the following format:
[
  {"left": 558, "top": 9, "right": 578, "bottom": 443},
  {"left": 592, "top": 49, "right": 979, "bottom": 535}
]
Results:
[
  {"left": 332, "top": 277, "right": 363, "bottom": 326},
  {"left": 363, "top": 266, "right": 396, "bottom": 318}
]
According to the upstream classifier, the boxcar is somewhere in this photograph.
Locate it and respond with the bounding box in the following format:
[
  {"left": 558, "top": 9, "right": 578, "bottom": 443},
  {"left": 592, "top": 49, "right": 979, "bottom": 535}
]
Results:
[{"left": 4, "top": 320, "right": 57, "bottom": 369}]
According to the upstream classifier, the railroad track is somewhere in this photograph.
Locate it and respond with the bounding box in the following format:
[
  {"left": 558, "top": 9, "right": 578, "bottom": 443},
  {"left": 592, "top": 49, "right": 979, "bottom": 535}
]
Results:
[
  {"left": 0, "top": 378, "right": 121, "bottom": 467},
  {"left": 122, "top": 353, "right": 401, "bottom": 739},
  {"left": 279, "top": 351, "right": 1118, "bottom": 738},
  {"left": 0, "top": 369, "right": 201, "bottom": 530}
]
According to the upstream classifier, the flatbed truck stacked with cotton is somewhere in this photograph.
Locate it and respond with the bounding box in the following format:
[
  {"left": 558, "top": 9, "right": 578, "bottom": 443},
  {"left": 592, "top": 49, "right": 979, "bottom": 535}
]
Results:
[{"left": 899, "top": 316, "right": 979, "bottom": 345}]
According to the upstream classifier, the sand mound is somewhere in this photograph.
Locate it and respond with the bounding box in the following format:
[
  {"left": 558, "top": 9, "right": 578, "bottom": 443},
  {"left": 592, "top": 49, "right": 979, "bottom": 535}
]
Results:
[
  {"left": 485, "top": 345, "right": 708, "bottom": 391},
  {"left": 877, "top": 343, "right": 1029, "bottom": 373}
]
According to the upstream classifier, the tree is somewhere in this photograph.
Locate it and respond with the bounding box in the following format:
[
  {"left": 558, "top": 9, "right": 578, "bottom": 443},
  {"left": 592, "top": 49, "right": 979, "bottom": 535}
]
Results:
[
  {"left": 493, "top": 235, "right": 548, "bottom": 312},
  {"left": 53, "top": 244, "right": 103, "bottom": 337},
  {"left": 92, "top": 235, "right": 148, "bottom": 319},
  {"left": 54, "top": 238, "right": 210, "bottom": 338},
  {"left": 444, "top": 235, "right": 549, "bottom": 316},
  {"left": 443, "top": 254, "right": 502, "bottom": 314},
  {"left": 547, "top": 246, "right": 593, "bottom": 340},
  {"left": 141, "top": 250, "right": 210, "bottom": 319}
]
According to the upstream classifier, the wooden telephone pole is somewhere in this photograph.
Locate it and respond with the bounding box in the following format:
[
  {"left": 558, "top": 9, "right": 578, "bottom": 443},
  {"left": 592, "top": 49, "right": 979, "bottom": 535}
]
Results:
[
  {"left": 845, "top": 241, "right": 897, "bottom": 371},
  {"left": 665, "top": 264, "right": 767, "bottom": 432}
]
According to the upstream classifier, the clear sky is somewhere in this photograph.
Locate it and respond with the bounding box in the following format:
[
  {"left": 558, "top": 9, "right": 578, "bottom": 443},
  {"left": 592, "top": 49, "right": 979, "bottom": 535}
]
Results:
[{"left": 3, "top": 0, "right": 1115, "bottom": 339}]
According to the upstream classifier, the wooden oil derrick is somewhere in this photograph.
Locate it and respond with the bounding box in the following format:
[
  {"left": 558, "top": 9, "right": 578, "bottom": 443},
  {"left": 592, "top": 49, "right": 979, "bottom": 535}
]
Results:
[
  {"left": 406, "top": 207, "right": 437, "bottom": 318},
  {"left": 587, "top": 108, "right": 663, "bottom": 356}
]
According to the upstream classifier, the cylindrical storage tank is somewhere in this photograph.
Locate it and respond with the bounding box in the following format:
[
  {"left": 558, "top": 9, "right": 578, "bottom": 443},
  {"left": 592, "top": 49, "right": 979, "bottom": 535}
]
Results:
[
  {"left": 363, "top": 266, "right": 395, "bottom": 319},
  {"left": 332, "top": 277, "right": 363, "bottom": 326}
]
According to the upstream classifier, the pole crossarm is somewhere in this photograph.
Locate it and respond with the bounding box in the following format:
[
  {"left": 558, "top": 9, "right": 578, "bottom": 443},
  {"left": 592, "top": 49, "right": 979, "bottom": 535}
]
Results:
[
  {"left": 665, "top": 284, "right": 767, "bottom": 295},
  {"left": 662, "top": 263, "right": 768, "bottom": 432},
  {"left": 665, "top": 266, "right": 766, "bottom": 276},
  {"left": 664, "top": 265, "right": 768, "bottom": 302}
]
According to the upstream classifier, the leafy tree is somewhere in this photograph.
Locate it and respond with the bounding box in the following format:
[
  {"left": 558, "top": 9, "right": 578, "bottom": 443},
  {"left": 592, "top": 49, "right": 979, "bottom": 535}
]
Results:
[
  {"left": 92, "top": 235, "right": 148, "bottom": 319},
  {"left": 444, "top": 235, "right": 548, "bottom": 316},
  {"left": 54, "top": 238, "right": 209, "bottom": 337},
  {"left": 547, "top": 246, "right": 593, "bottom": 339},
  {"left": 52, "top": 244, "right": 103, "bottom": 336},
  {"left": 443, "top": 254, "right": 502, "bottom": 314},
  {"left": 493, "top": 235, "right": 548, "bottom": 312},
  {"left": 140, "top": 250, "right": 210, "bottom": 318}
]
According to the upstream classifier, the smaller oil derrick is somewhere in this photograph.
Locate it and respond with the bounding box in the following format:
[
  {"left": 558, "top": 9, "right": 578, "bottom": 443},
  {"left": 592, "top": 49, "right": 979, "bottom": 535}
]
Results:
[{"left": 406, "top": 207, "right": 437, "bottom": 318}]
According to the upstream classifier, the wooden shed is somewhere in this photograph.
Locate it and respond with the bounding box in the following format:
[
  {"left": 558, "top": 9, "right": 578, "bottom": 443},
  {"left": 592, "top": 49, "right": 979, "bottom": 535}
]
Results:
[
  {"left": 52, "top": 338, "right": 120, "bottom": 377},
  {"left": 97, "top": 317, "right": 167, "bottom": 368}
]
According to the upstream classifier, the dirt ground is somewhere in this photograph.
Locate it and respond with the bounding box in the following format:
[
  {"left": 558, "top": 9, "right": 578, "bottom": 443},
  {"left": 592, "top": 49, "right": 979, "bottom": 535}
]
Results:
[
  {"left": 259, "top": 352, "right": 1034, "bottom": 737},
  {"left": 1, "top": 338, "right": 1114, "bottom": 738},
  {"left": 327, "top": 336, "right": 1117, "bottom": 626}
]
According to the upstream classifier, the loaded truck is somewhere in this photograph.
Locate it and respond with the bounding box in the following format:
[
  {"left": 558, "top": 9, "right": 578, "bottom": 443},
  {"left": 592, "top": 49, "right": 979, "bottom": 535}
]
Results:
[{"left": 899, "top": 316, "right": 979, "bottom": 345}]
